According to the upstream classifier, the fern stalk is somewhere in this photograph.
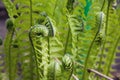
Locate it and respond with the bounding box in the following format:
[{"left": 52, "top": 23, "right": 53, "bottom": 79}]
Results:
[
  {"left": 82, "top": 29, "right": 99, "bottom": 80},
  {"left": 101, "top": 0, "right": 105, "bottom": 11},
  {"left": 64, "top": 19, "right": 70, "bottom": 54},
  {"left": 97, "top": 0, "right": 113, "bottom": 75},
  {"left": 4, "top": 27, "right": 15, "bottom": 80},
  {"left": 29, "top": 29, "right": 39, "bottom": 80},
  {"left": 29, "top": 0, "right": 34, "bottom": 79},
  {"left": 8, "top": 30, "right": 14, "bottom": 80},
  {"left": 82, "top": 11, "right": 105, "bottom": 80}
]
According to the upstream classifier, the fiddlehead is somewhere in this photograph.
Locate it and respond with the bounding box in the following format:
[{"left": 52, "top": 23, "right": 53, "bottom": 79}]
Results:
[
  {"left": 47, "top": 59, "right": 62, "bottom": 80},
  {"left": 29, "top": 24, "right": 49, "bottom": 80},
  {"left": 45, "top": 16, "right": 56, "bottom": 37},
  {"left": 62, "top": 54, "right": 74, "bottom": 80},
  {"left": 82, "top": 11, "right": 106, "bottom": 80},
  {"left": 4, "top": 18, "right": 15, "bottom": 80}
]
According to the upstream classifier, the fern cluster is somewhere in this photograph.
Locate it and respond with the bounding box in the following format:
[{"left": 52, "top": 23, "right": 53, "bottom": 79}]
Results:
[{"left": 1, "top": 0, "right": 120, "bottom": 80}]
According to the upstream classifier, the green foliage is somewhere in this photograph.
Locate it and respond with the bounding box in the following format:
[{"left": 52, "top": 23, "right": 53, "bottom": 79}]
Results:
[{"left": 1, "top": 0, "right": 120, "bottom": 80}]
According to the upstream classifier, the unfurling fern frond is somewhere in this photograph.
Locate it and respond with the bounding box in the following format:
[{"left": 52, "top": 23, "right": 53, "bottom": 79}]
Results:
[
  {"left": 68, "top": 15, "right": 84, "bottom": 35},
  {"left": 62, "top": 54, "right": 74, "bottom": 80},
  {"left": 6, "top": 19, "right": 14, "bottom": 32},
  {"left": 47, "top": 59, "right": 62, "bottom": 80},
  {"left": 44, "top": 16, "right": 64, "bottom": 58},
  {"left": 29, "top": 25, "right": 49, "bottom": 80},
  {"left": 30, "top": 25, "right": 49, "bottom": 37},
  {"left": 95, "top": 12, "right": 106, "bottom": 74},
  {"left": 82, "top": 11, "right": 106, "bottom": 80},
  {"left": 45, "top": 16, "right": 56, "bottom": 37},
  {"left": 66, "top": 14, "right": 85, "bottom": 79},
  {"left": 4, "top": 18, "right": 18, "bottom": 80}
]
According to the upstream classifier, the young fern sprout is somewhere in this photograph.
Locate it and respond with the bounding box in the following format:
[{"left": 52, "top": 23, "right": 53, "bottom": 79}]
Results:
[
  {"left": 47, "top": 59, "right": 62, "bottom": 80},
  {"left": 62, "top": 54, "right": 74, "bottom": 80},
  {"left": 82, "top": 11, "right": 106, "bottom": 80},
  {"left": 6, "top": 18, "right": 14, "bottom": 31},
  {"left": 4, "top": 18, "right": 15, "bottom": 80},
  {"left": 95, "top": 12, "right": 106, "bottom": 45},
  {"left": 29, "top": 25, "right": 49, "bottom": 80},
  {"left": 30, "top": 25, "right": 49, "bottom": 37},
  {"left": 45, "top": 16, "right": 56, "bottom": 37}
]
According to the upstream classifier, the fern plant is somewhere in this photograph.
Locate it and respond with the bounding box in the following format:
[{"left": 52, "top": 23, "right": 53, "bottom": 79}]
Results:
[{"left": 1, "top": 0, "right": 120, "bottom": 80}]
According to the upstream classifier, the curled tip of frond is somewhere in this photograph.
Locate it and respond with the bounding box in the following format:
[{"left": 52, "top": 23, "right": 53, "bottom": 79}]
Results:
[
  {"left": 62, "top": 54, "right": 73, "bottom": 70},
  {"left": 96, "top": 12, "right": 105, "bottom": 21},
  {"left": 47, "top": 59, "right": 62, "bottom": 80},
  {"left": 45, "top": 17, "right": 56, "bottom": 37},
  {"left": 6, "top": 18, "right": 14, "bottom": 31},
  {"left": 30, "top": 25, "right": 49, "bottom": 37}
]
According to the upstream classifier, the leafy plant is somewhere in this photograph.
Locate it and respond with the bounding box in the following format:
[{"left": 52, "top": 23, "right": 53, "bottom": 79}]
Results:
[{"left": 1, "top": 0, "right": 120, "bottom": 80}]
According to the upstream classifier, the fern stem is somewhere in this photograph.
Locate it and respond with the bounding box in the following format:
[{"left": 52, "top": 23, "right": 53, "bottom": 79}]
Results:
[
  {"left": 101, "top": 0, "right": 105, "bottom": 11},
  {"left": 48, "top": 37, "right": 50, "bottom": 63},
  {"left": 105, "top": 0, "right": 111, "bottom": 35},
  {"left": 97, "top": 0, "right": 112, "bottom": 76},
  {"left": 82, "top": 28, "right": 101, "bottom": 80},
  {"left": 29, "top": 0, "right": 34, "bottom": 79},
  {"left": 30, "top": 0, "right": 33, "bottom": 26},
  {"left": 106, "top": 36, "right": 120, "bottom": 75},
  {"left": 82, "top": 12, "right": 104, "bottom": 79},
  {"left": 8, "top": 29, "right": 14, "bottom": 80},
  {"left": 29, "top": 32, "right": 39, "bottom": 80},
  {"left": 64, "top": 15, "right": 71, "bottom": 54}
]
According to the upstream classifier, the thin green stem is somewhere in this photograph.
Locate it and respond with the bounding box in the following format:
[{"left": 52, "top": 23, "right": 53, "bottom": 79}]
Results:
[
  {"left": 97, "top": 43, "right": 105, "bottom": 80},
  {"left": 82, "top": 12, "right": 103, "bottom": 80},
  {"left": 82, "top": 31, "right": 99, "bottom": 80},
  {"left": 29, "top": 0, "right": 34, "bottom": 80},
  {"left": 64, "top": 15, "right": 71, "bottom": 54},
  {"left": 29, "top": 30, "right": 39, "bottom": 80},
  {"left": 8, "top": 29, "right": 14, "bottom": 80},
  {"left": 101, "top": 0, "right": 105, "bottom": 11},
  {"left": 30, "top": 0, "right": 32, "bottom": 26},
  {"left": 105, "top": 0, "right": 111, "bottom": 35},
  {"left": 97, "top": 0, "right": 112, "bottom": 76},
  {"left": 48, "top": 37, "right": 50, "bottom": 63}
]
